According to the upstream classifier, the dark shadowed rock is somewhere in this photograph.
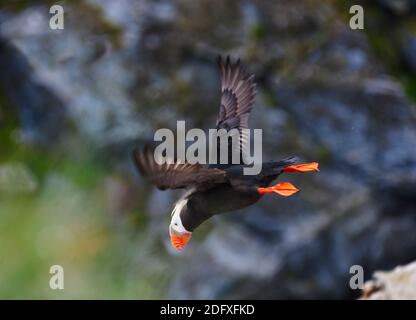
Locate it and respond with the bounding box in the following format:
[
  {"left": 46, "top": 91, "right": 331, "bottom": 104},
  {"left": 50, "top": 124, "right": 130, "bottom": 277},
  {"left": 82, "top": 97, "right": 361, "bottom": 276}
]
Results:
[
  {"left": 376, "top": 0, "right": 416, "bottom": 15},
  {"left": 0, "top": 36, "right": 67, "bottom": 146}
]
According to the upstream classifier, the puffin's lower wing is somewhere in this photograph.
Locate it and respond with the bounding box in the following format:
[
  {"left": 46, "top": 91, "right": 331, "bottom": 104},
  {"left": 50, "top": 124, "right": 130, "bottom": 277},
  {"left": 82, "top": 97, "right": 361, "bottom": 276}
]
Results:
[{"left": 133, "top": 145, "right": 226, "bottom": 190}]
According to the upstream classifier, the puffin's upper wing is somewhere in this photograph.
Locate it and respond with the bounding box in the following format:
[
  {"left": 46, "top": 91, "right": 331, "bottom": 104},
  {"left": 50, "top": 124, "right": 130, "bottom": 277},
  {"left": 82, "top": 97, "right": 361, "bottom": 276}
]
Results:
[
  {"left": 215, "top": 56, "right": 256, "bottom": 163},
  {"left": 133, "top": 146, "right": 226, "bottom": 190}
]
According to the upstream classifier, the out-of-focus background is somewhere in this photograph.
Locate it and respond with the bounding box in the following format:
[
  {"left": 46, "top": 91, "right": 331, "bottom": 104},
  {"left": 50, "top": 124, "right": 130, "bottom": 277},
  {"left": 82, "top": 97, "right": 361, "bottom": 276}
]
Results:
[{"left": 0, "top": 0, "right": 415, "bottom": 299}]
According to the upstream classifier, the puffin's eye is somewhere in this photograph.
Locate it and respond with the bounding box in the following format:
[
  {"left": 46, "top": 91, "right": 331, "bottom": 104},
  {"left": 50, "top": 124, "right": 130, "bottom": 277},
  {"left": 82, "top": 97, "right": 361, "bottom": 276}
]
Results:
[{"left": 174, "top": 223, "right": 178, "bottom": 226}]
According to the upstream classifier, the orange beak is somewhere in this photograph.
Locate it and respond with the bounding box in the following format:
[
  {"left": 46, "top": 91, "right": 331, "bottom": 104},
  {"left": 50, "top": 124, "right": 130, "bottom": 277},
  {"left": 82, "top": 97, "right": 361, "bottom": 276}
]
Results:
[{"left": 170, "top": 228, "right": 192, "bottom": 250}]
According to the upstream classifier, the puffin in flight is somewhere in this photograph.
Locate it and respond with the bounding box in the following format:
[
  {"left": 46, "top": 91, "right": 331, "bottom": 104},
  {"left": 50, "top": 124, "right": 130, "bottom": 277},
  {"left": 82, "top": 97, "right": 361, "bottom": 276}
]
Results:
[{"left": 133, "top": 56, "right": 319, "bottom": 250}]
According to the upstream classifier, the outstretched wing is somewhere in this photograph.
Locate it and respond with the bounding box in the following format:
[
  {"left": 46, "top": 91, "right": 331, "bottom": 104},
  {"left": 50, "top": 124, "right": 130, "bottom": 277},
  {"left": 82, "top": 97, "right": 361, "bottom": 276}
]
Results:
[
  {"left": 215, "top": 56, "right": 256, "bottom": 164},
  {"left": 133, "top": 145, "right": 226, "bottom": 190}
]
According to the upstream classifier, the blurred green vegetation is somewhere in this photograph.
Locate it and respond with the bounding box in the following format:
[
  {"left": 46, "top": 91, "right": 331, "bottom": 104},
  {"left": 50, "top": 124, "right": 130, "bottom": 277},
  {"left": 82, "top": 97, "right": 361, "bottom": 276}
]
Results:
[{"left": 0, "top": 89, "right": 167, "bottom": 299}]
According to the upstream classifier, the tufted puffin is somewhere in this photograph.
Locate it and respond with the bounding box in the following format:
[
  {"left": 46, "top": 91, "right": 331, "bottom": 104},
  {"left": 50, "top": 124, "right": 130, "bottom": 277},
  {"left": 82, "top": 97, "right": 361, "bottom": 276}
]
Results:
[{"left": 133, "top": 56, "right": 319, "bottom": 250}]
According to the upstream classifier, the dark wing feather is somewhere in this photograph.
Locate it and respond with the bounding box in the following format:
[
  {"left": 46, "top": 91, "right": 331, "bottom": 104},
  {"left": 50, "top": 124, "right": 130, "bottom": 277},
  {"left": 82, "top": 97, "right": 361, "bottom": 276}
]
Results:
[
  {"left": 133, "top": 146, "right": 226, "bottom": 190},
  {"left": 215, "top": 56, "right": 256, "bottom": 164}
]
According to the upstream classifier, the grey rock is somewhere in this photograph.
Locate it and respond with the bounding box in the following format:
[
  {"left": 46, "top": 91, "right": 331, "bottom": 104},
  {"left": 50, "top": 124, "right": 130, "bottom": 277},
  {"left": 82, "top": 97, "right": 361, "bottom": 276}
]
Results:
[
  {"left": 361, "top": 261, "right": 416, "bottom": 299},
  {"left": 376, "top": 0, "right": 416, "bottom": 15}
]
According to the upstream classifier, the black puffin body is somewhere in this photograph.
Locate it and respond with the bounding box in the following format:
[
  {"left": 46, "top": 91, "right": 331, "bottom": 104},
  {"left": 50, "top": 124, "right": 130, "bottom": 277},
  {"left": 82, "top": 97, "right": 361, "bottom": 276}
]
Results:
[
  {"left": 179, "top": 158, "right": 297, "bottom": 231},
  {"left": 133, "top": 56, "right": 318, "bottom": 249}
]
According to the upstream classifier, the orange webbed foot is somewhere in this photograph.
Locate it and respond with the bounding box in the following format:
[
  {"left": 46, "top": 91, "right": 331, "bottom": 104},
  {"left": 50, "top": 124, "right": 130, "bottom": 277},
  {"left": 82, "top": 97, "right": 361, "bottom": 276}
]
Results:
[
  {"left": 283, "top": 162, "right": 319, "bottom": 173},
  {"left": 257, "top": 182, "right": 299, "bottom": 197}
]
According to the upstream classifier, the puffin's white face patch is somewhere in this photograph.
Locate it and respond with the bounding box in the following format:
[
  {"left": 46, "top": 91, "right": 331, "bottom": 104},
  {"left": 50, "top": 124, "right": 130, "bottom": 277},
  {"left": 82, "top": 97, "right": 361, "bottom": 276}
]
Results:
[{"left": 170, "top": 199, "right": 190, "bottom": 233}]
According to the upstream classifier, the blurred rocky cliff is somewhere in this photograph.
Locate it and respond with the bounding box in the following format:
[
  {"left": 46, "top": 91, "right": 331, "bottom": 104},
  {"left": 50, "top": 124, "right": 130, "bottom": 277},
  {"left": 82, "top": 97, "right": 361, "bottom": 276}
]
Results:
[{"left": 0, "top": 0, "right": 415, "bottom": 299}]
